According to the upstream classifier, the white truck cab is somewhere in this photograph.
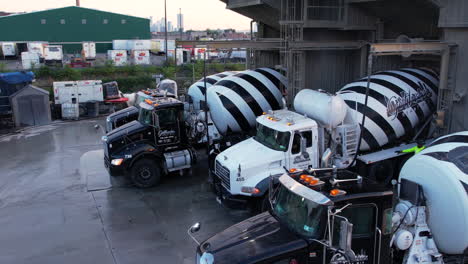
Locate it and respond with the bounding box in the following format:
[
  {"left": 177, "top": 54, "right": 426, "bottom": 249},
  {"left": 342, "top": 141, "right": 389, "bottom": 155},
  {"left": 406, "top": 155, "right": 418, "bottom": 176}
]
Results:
[{"left": 214, "top": 109, "right": 321, "bottom": 200}]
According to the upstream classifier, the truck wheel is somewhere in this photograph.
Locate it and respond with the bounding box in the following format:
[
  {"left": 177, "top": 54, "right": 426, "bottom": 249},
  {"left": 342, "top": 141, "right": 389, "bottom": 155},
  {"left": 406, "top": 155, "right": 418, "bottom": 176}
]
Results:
[
  {"left": 367, "top": 160, "right": 394, "bottom": 185},
  {"left": 130, "top": 159, "right": 161, "bottom": 188}
]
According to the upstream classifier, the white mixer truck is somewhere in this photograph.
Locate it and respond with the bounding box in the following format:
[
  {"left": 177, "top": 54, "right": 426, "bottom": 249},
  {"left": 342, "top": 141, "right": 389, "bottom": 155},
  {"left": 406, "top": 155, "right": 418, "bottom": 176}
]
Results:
[
  {"left": 212, "top": 68, "right": 439, "bottom": 209},
  {"left": 190, "top": 131, "right": 468, "bottom": 264}
]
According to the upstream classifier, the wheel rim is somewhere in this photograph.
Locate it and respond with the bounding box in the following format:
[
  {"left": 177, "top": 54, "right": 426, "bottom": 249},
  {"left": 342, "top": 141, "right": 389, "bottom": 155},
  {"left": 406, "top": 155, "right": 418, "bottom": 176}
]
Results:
[{"left": 139, "top": 167, "right": 152, "bottom": 180}]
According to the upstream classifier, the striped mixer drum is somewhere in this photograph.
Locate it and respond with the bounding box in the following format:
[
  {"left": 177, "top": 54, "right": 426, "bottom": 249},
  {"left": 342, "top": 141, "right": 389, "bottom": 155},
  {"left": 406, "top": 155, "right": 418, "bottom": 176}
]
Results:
[
  {"left": 337, "top": 68, "right": 439, "bottom": 151},
  {"left": 207, "top": 68, "right": 287, "bottom": 135},
  {"left": 187, "top": 71, "right": 237, "bottom": 111}
]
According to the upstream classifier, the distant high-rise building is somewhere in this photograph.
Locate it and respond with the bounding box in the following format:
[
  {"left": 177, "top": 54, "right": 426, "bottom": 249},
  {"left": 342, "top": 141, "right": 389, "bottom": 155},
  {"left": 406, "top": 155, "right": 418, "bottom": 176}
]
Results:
[
  {"left": 177, "top": 11, "right": 184, "bottom": 32},
  {"left": 168, "top": 21, "right": 173, "bottom": 32}
]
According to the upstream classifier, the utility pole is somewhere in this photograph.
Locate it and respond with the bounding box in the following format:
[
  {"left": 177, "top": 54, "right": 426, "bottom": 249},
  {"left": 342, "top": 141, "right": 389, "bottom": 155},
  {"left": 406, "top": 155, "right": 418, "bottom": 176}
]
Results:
[
  {"left": 164, "top": 0, "right": 168, "bottom": 63},
  {"left": 179, "top": 8, "right": 183, "bottom": 40}
]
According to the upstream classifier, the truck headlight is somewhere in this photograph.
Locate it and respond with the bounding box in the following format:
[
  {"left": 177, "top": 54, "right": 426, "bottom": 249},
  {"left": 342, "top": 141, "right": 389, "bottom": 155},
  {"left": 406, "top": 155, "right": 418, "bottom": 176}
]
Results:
[
  {"left": 111, "top": 158, "right": 124, "bottom": 166},
  {"left": 241, "top": 186, "right": 260, "bottom": 194},
  {"left": 199, "top": 252, "right": 214, "bottom": 264},
  {"left": 101, "top": 136, "right": 108, "bottom": 142}
]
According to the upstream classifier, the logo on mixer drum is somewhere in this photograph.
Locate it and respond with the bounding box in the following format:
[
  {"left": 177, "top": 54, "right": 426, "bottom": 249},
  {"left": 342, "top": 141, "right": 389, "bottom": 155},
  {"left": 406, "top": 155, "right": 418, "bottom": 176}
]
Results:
[{"left": 386, "top": 82, "right": 432, "bottom": 120}]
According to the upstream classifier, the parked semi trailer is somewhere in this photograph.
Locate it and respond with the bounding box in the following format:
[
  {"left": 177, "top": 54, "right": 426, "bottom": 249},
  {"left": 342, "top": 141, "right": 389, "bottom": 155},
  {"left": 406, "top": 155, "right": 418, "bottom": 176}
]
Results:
[
  {"left": 189, "top": 131, "right": 468, "bottom": 264},
  {"left": 212, "top": 68, "right": 439, "bottom": 209}
]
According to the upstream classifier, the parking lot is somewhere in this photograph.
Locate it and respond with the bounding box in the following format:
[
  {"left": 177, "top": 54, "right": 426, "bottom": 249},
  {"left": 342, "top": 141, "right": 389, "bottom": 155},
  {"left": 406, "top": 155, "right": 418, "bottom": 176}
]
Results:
[{"left": 0, "top": 118, "right": 250, "bottom": 264}]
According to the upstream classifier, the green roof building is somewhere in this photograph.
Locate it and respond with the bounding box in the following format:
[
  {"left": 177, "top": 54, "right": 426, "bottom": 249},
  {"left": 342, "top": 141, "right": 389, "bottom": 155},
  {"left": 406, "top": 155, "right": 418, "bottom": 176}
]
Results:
[{"left": 0, "top": 6, "right": 150, "bottom": 53}]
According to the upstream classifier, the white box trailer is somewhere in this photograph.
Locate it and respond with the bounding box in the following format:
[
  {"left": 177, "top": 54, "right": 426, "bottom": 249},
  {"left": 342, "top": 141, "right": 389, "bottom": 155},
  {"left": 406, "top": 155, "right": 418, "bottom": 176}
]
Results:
[
  {"left": 44, "top": 45, "right": 63, "bottom": 64},
  {"left": 107, "top": 50, "right": 127, "bottom": 66},
  {"left": 1, "top": 42, "right": 17, "bottom": 57},
  {"left": 53, "top": 80, "right": 103, "bottom": 104},
  {"left": 128, "top": 40, "right": 151, "bottom": 51},
  {"left": 131, "top": 50, "right": 150, "bottom": 65},
  {"left": 82, "top": 42, "right": 96, "bottom": 60},
  {"left": 112, "top": 40, "right": 128, "bottom": 50},
  {"left": 27, "top": 42, "right": 47, "bottom": 58},
  {"left": 21, "top": 52, "right": 40, "bottom": 70}
]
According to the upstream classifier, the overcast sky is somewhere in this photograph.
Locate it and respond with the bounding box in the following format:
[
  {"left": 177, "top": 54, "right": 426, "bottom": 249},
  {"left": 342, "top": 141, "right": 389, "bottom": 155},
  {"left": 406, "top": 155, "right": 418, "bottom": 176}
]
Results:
[{"left": 0, "top": 0, "right": 252, "bottom": 30}]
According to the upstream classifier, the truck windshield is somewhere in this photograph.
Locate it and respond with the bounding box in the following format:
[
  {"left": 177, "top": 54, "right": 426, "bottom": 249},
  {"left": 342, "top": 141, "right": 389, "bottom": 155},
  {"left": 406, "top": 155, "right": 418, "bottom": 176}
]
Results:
[
  {"left": 254, "top": 123, "right": 290, "bottom": 152},
  {"left": 138, "top": 108, "right": 152, "bottom": 125},
  {"left": 273, "top": 183, "right": 327, "bottom": 239}
]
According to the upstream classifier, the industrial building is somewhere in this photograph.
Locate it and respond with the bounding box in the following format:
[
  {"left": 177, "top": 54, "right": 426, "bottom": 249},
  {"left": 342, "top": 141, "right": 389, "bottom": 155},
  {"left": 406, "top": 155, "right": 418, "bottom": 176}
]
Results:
[
  {"left": 0, "top": 6, "right": 150, "bottom": 53},
  {"left": 219, "top": 0, "right": 468, "bottom": 136}
]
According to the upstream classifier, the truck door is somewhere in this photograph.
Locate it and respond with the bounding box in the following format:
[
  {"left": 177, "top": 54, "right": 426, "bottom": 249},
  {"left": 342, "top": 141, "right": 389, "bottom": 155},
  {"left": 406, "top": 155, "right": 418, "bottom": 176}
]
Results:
[
  {"left": 155, "top": 107, "right": 180, "bottom": 145},
  {"left": 287, "top": 130, "right": 315, "bottom": 170},
  {"left": 330, "top": 204, "right": 378, "bottom": 264}
]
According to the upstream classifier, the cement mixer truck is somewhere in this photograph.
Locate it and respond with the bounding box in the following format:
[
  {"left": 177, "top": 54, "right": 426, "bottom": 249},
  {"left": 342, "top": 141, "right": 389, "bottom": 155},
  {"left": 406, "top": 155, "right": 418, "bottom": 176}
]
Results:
[
  {"left": 212, "top": 68, "right": 439, "bottom": 209},
  {"left": 189, "top": 131, "right": 468, "bottom": 264},
  {"left": 102, "top": 68, "right": 288, "bottom": 187}
]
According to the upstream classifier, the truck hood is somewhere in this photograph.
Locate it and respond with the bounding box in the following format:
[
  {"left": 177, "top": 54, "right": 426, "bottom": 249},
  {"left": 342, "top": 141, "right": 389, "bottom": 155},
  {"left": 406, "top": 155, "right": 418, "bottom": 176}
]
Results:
[
  {"left": 106, "top": 120, "right": 146, "bottom": 143},
  {"left": 216, "top": 138, "right": 285, "bottom": 194},
  {"left": 219, "top": 138, "right": 284, "bottom": 168},
  {"left": 107, "top": 106, "right": 139, "bottom": 121},
  {"left": 199, "top": 212, "right": 307, "bottom": 264}
]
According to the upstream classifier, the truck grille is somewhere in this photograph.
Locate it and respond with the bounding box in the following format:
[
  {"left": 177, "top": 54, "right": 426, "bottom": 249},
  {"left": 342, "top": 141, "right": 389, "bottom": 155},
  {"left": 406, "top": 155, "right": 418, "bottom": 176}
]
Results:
[{"left": 215, "top": 160, "right": 230, "bottom": 190}]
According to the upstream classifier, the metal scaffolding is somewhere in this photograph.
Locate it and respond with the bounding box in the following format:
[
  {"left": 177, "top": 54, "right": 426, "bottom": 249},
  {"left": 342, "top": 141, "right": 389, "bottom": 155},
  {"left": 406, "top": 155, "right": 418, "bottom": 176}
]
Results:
[{"left": 280, "top": 0, "right": 305, "bottom": 106}]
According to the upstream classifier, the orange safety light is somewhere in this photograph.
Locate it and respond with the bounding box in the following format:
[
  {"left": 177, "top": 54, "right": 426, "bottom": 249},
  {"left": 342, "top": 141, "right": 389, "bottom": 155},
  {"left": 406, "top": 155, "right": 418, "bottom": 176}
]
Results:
[
  {"left": 144, "top": 99, "right": 153, "bottom": 105},
  {"left": 289, "top": 168, "right": 297, "bottom": 173},
  {"left": 262, "top": 112, "right": 267, "bottom": 115},
  {"left": 300, "top": 174, "right": 308, "bottom": 180},
  {"left": 309, "top": 179, "right": 319, "bottom": 185},
  {"left": 330, "top": 189, "right": 346, "bottom": 196},
  {"left": 286, "top": 122, "right": 293, "bottom": 126}
]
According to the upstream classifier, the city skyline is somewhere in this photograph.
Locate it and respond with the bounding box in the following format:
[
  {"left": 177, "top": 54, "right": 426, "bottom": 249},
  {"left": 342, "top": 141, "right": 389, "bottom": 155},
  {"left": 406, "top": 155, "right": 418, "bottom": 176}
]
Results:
[{"left": 0, "top": 0, "right": 252, "bottom": 30}]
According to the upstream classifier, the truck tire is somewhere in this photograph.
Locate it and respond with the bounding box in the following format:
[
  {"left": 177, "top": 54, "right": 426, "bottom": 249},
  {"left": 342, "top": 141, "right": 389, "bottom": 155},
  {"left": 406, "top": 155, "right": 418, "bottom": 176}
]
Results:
[
  {"left": 130, "top": 159, "right": 161, "bottom": 188},
  {"left": 367, "top": 160, "right": 394, "bottom": 185}
]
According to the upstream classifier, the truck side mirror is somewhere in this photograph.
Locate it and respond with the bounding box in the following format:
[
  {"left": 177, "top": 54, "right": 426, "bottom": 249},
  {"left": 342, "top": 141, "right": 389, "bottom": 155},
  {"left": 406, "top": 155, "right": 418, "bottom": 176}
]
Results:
[
  {"left": 321, "top": 148, "right": 332, "bottom": 167},
  {"left": 339, "top": 221, "right": 356, "bottom": 261}
]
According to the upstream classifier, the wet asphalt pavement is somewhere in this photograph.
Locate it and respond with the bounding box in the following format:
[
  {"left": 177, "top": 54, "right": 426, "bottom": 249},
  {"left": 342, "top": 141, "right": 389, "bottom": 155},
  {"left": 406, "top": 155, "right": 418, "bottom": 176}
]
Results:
[{"left": 0, "top": 118, "right": 250, "bottom": 264}]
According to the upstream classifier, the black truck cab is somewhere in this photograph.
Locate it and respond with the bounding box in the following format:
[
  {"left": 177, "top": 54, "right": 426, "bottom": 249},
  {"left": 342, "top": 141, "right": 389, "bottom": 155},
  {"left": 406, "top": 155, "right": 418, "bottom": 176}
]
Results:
[
  {"left": 105, "top": 89, "right": 176, "bottom": 133},
  {"left": 193, "top": 169, "right": 393, "bottom": 264},
  {"left": 103, "top": 96, "right": 195, "bottom": 188}
]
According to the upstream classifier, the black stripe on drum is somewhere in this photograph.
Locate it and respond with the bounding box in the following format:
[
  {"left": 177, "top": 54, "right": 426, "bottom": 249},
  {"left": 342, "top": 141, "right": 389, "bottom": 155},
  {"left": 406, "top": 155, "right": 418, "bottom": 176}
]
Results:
[
  {"left": 235, "top": 73, "right": 281, "bottom": 110},
  {"left": 365, "top": 78, "right": 426, "bottom": 123},
  {"left": 216, "top": 80, "right": 264, "bottom": 116},
  {"left": 419, "top": 68, "right": 439, "bottom": 80},
  {"left": 429, "top": 135, "right": 468, "bottom": 147},
  {"left": 216, "top": 92, "right": 251, "bottom": 131},
  {"left": 216, "top": 73, "right": 228, "bottom": 78},
  {"left": 341, "top": 86, "right": 413, "bottom": 136},
  {"left": 197, "top": 85, "right": 206, "bottom": 96},
  {"left": 399, "top": 69, "right": 438, "bottom": 94},
  {"left": 345, "top": 100, "right": 396, "bottom": 145},
  {"left": 361, "top": 126, "right": 381, "bottom": 150},
  {"left": 254, "top": 69, "right": 281, "bottom": 90},
  {"left": 205, "top": 78, "right": 218, "bottom": 85},
  {"left": 377, "top": 72, "right": 436, "bottom": 112}
]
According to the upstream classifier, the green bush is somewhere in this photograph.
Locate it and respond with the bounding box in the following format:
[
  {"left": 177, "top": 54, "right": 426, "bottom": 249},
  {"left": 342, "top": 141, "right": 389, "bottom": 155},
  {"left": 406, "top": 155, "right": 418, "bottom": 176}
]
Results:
[
  {"left": 0, "top": 63, "right": 7, "bottom": 73},
  {"left": 103, "top": 75, "right": 155, "bottom": 93}
]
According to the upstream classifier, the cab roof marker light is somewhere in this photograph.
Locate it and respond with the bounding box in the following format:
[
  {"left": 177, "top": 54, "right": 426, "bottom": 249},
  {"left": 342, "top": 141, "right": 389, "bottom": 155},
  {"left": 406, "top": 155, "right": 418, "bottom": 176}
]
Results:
[
  {"left": 289, "top": 168, "right": 298, "bottom": 173},
  {"left": 330, "top": 189, "right": 346, "bottom": 196},
  {"left": 144, "top": 99, "right": 153, "bottom": 105}
]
